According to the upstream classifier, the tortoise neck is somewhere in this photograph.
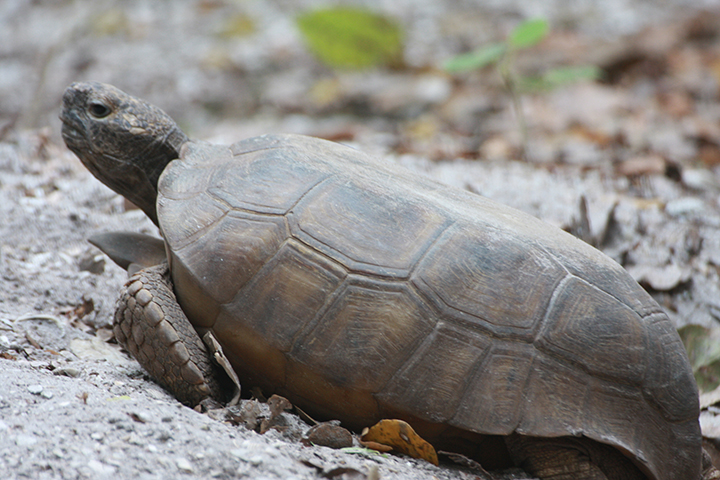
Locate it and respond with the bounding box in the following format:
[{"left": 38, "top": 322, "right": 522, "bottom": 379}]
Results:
[{"left": 135, "top": 126, "right": 189, "bottom": 225}]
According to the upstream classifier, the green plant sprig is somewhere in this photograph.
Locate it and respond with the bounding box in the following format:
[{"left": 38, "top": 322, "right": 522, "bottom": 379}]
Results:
[{"left": 444, "top": 18, "right": 600, "bottom": 159}]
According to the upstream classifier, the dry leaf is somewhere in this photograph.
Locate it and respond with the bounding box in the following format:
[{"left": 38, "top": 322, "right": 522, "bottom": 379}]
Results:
[
  {"left": 260, "top": 394, "right": 293, "bottom": 433},
  {"left": 701, "top": 410, "right": 720, "bottom": 438},
  {"left": 439, "top": 450, "right": 492, "bottom": 477},
  {"left": 628, "top": 263, "right": 691, "bottom": 291},
  {"left": 267, "top": 394, "right": 292, "bottom": 417},
  {"left": 360, "top": 419, "right": 438, "bottom": 465},
  {"left": 617, "top": 155, "right": 666, "bottom": 176},
  {"left": 224, "top": 399, "right": 262, "bottom": 430}
]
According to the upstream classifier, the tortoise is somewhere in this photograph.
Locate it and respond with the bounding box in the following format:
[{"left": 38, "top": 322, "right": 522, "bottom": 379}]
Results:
[{"left": 61, "top": 82, "right": 706, "bottom": 480}]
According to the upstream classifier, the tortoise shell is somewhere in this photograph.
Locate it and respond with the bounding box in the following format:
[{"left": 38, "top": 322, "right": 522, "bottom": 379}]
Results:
[{"left": 157, "top": 134, "right": 699, "bottom": 480}]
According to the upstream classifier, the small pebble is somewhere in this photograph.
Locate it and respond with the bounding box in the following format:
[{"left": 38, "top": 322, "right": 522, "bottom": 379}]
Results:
[
  {"left": 230, "top": 449, "right": 246, "bottom": 459},
  {"left": 176, "top": 457, "right": 194, "bottom": 473},
  {"left": 15, "top": 434, "right": 38, "bottom": 447},
  {"left": 87, "top": 459, "right": 115, "bottom": 475},
  {"left": 27, "top": 385, "right": 43, "bottom": 395},
  {"left": 230, "top": 448, "right": 263, "bottom": 465},
  {"left": 40, "top": 390, "right": 53, "bottom": 399},
  {"left": 127, "top": 433, "right": 145, "bottom": 446},
  {"left": 666, "top": 197, "right": 705, "bottom": 216},
  {"left": 148, "top": 389, "right": 167, "bottom": 400},
  {"left": 305, "top": 422, "right": 354, "bottom": 449},
  {"left": 682, "top": 169, "right": 718, "bottom": 191},
  {"left": 54, "top": 367, "right": 81, "bottom": 377},
  {"left": 129, "top": 410, "right": 153, "bottom": 423}
]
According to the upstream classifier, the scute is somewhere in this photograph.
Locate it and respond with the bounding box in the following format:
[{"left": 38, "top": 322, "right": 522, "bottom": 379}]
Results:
[
  {"left": 453, "top": 344, "right": 535, "bottom": 435},
  {"left": 161, "top": 143, "right": 229, "bottom": 201},
  {"left": 172, "top": 211, "right": 285, "bottom": 307},
  {"left": 643, "top": 313, "right": 700, "bottom": 422},
  {"left": 515, "top": 355, "right": 590, "bottom": 436},
  {"left": 535, "top": 276, "right": 647, "bottom": 384},
  {"left": 209, "top": 147, "right": 331, "bottom": 215},
  {"left": 377, "top": 324, "right": 491, "bottom": 424},
  {"left": 219, "top": 240, "right": 346, "bottom": 352},
  {"left": 289, "top": 281, "right": 436, "bottom": 392},
  {"left": 413, "top": 223, "right": 565, "bottom": 339},
  {"left": 289, "top": 178, "right": 449, "bottom": 278}
]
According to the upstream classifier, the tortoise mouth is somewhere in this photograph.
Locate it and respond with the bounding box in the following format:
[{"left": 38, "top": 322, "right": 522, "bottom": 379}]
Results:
[
  {"left": 60, "top": 111, "right": 87, "bottom": 152},
  {"left": 59, "top": 82, "right": 96, "bottom": 149}
]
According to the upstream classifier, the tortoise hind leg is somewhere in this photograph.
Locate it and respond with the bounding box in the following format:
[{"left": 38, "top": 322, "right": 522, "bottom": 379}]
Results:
[
  {"left": 505, "top": 434, "right": 645, "bottom": 480},
  {"left": 114, "top": 263, "right": 228, "bottom": 407}
]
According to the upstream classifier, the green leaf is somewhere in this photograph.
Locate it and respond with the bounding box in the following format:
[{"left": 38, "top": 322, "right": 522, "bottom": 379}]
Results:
[
  {"left": 443, "top": 43, "right": 506, "bottom": 73},
  {"left": 297, "top": 7, "right": 403, "bottom": 69},
  {"left": 697, "top": 361, "right": 720, "bottom": 393},
  {"left": 508, "top": 18, "right": 549, "bottom": 49},
  {"left": 679, "top": 324, "right": 720, "bottom": 392},
  {"left": 543, "top": 65, "right": 601, "bottom": 84},
  {"left": 519, "top": 65, "right": 601, "bottom": 92},
  {"left": 341, "top": 447, "right": 389, "bottom": 458}
]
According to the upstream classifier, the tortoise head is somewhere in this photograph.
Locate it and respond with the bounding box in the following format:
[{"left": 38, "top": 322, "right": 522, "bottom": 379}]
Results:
[{"left": 60, "top": 82, "right": 189, "bottom": 225}]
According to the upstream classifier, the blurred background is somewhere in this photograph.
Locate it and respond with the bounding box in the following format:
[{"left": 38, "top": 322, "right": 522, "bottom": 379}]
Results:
[{"left": 2, "top": 0, "right": 720, "bottom": 142}]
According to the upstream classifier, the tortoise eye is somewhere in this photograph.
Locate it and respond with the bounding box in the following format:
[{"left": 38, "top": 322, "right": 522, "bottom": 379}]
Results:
[{"left": 88, "top": 102, "right": 111, "bottom": 118}]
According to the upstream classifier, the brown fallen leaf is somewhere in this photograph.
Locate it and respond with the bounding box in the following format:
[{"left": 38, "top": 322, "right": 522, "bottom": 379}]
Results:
[
  {"left": 268, "top": 394, "right": 292, "bottom": 417},
  {"left": 260, "top": 394, "right": 293, "bottom": 433},
  {"left": 222, "top": 398, "right": 262, "bottom": 430},
  {"left": 361, "top": 419, "right": 438, "bottom": 465},
  {"left": 300, "top": 458, "right": 369, "bottom": 479},
  {"left": 616, "top": 154, "right": 666, "bottom": 177},
  {"left": 72, "top": 296, "right": 95, "bottom": 320},
  {"left": 439, "top": 450, "right": 492, "bottom": 477}
]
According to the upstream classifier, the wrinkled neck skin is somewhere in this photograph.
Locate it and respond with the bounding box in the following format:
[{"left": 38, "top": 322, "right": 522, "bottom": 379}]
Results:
[
  {"left": 60, "top": 82, "right": 189, "bottom": 226},
  {"left": 73, "top": 125, "right": 187, "bottom": 225}
]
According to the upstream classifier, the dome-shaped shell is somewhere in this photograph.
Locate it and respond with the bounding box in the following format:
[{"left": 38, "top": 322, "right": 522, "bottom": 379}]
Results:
[{"left": 157, "top": 134, "right": 700, "bottom": 480}]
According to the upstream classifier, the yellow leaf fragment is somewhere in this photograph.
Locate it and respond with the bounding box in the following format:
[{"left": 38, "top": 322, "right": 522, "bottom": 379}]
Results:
[
  {"left": 107, "top": 395, "right": 131, "bottom": 402},
  {"left": 359, "top": 439, "right": 394, "bottom": 453},
  {"left": 361, "top": 419, "right": 438, "bottom": 465}
]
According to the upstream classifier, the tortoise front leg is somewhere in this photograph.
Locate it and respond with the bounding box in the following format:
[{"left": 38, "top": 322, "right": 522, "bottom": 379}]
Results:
[{"left": 113, "top": 263, "right": 230, "bottom": 407}]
